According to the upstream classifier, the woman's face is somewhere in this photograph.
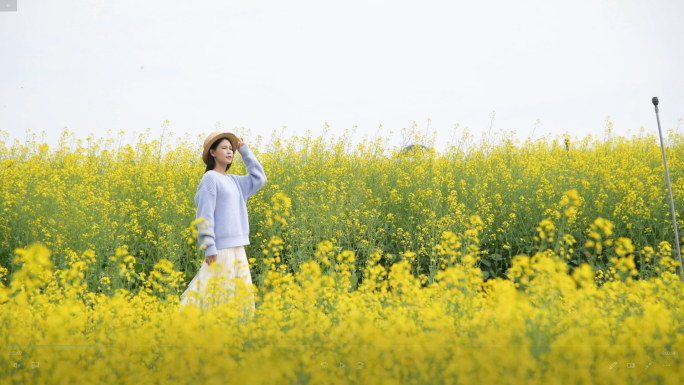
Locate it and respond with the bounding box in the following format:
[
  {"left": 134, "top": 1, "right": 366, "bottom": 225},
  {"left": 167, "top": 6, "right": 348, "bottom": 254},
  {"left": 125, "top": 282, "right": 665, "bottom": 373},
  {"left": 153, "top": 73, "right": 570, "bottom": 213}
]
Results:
[{"left": 210, "top": 138, "right": 234, "bottom": 165}]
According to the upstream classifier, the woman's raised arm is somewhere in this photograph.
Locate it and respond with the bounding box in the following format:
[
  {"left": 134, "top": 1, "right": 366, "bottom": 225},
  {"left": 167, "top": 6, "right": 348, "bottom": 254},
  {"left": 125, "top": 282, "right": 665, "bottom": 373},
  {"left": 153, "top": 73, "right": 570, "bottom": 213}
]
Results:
[{"left": 234, "top": 144, "right": 267, "bottom": 200}]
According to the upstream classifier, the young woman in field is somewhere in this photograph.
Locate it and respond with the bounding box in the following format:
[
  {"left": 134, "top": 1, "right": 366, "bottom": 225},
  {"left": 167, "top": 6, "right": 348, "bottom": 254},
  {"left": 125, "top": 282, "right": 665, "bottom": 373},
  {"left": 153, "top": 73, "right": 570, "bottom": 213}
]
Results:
[{"left": 179, "top": 132, "right": 267, "bottom": 309}]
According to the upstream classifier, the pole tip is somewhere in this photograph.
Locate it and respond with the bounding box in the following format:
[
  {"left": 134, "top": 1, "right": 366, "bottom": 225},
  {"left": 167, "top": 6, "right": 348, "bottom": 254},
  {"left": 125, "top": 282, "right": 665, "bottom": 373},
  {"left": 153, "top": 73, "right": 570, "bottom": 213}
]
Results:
[{"left": 652, "top": 97, "right": 659, "bottom": 106}]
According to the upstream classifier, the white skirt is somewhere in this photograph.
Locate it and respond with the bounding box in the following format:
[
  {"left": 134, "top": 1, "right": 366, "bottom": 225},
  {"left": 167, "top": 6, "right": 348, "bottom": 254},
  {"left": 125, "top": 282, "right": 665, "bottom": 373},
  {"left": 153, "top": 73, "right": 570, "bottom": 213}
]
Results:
[{"left": 179, "top": 246, "right": 255, "bottom": 311}]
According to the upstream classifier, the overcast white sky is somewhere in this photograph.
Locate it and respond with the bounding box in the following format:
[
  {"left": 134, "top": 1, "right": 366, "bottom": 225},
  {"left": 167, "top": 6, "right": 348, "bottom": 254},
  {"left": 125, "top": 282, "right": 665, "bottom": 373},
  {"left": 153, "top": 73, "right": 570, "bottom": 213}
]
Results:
[{"left": 1, "top": 0, "right": 683, "bottom": 152}]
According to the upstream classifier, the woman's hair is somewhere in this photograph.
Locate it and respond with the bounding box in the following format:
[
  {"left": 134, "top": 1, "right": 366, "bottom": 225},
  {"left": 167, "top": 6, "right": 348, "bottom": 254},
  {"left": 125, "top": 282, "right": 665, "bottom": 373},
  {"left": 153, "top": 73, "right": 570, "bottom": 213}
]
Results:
[{"left": 205, "top": 137, "right": 235, "bottom": 173}]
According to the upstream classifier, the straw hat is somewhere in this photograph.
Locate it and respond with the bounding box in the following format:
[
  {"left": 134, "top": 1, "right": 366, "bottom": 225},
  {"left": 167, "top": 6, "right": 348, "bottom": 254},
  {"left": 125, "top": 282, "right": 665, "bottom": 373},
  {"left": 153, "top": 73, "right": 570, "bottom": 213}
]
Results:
[{"left": 202, "top": 132, "right": 239, "bottom": 165}]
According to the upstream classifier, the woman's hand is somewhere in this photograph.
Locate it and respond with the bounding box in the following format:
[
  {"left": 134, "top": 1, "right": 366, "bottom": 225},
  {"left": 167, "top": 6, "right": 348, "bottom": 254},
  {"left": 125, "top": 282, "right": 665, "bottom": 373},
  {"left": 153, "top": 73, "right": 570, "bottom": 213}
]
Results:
[
  {"left": 205, "top": 254, "right": 217, "bottom": 266},
  {"left": 237, "top": 137, "right": 245, "bottom": 150}
]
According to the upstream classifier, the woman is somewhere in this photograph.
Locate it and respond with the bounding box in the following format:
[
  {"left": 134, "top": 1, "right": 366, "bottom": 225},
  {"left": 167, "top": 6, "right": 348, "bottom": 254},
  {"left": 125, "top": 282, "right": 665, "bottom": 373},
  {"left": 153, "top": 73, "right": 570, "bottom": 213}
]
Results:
[{"left": 180, "top": 131, "right": 267, "bottom": 310}]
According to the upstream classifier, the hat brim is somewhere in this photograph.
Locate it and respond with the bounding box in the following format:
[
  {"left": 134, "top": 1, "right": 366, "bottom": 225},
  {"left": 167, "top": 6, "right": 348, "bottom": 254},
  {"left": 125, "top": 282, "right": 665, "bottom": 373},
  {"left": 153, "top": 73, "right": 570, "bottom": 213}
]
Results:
[{"left": 203, "top": 133, "right": 238, "bottom": 165}]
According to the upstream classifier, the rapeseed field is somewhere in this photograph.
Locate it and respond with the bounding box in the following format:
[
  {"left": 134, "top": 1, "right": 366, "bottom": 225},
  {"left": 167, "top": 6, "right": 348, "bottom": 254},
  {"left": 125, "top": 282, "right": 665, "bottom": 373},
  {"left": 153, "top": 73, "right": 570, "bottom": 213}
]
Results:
[{"left": 1, "top": 125, "right": 682, "bottom": 384}]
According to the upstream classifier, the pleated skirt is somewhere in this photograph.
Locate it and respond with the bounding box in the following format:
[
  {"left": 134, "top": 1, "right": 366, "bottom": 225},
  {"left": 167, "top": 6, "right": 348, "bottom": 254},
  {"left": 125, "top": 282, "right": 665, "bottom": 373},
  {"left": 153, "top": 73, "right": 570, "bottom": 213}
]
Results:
[{"left": 179, "top": 246, "right": 255, "bottom": 311}]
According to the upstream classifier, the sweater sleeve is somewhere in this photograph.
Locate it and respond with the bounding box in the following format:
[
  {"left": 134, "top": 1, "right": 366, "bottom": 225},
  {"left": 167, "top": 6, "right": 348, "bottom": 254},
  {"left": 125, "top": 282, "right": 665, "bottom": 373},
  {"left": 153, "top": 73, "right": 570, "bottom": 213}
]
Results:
[
  {"left": 195, "top": 178, "right": 218, "bottom": 257},
  {"left": 234, "top": 145, "right": 267, "bottom": 199}
]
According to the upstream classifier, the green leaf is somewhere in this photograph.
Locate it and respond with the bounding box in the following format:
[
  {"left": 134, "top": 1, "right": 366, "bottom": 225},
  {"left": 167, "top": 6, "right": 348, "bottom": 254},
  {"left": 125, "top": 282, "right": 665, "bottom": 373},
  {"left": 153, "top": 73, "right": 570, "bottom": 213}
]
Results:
[{"left": 482, "top": 270, "right": 490, "bottom": 280}]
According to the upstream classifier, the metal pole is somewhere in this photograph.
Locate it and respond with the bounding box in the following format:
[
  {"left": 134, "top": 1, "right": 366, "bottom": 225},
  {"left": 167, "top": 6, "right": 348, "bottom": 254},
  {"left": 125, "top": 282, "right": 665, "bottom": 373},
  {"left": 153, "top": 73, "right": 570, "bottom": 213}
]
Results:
[{"left": 652, "top": 96, "right": 684, "bottom": 279}]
